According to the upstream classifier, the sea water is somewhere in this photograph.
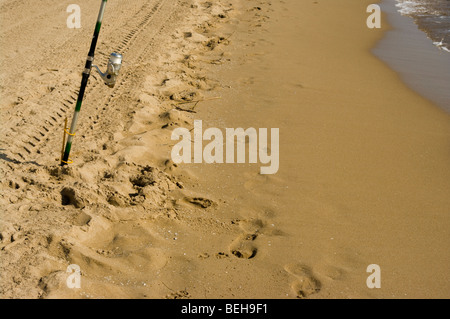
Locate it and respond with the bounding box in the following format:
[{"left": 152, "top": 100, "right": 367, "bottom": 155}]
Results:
[
  {"left": 373, "top": 0, "right": 450, "bottom": 112},
  {"left": 395, "top": 0, "right": 450, "bottom": 53}
]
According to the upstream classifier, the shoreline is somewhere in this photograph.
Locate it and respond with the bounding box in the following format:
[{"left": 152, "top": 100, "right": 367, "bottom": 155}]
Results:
[
  {"left": 188, "top": 0, "right": 450, "bottom": 298},
  {"left": 373, "top": 0, "right": 450, "bottom": 113}
]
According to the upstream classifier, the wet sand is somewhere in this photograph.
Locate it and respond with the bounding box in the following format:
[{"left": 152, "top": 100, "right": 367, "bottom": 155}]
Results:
[{"left": 189, "top": 0, "right": 450, "bottom": 298}]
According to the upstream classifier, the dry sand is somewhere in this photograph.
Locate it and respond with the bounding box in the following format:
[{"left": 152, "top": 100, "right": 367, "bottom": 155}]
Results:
[{"left": 0, "top": 0, "right": 449, "bottom": 299}]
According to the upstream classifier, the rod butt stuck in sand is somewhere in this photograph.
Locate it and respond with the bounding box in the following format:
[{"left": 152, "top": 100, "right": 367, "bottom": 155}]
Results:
[{"left": 61, "top": 0, "right": 122, "bottom": 166}]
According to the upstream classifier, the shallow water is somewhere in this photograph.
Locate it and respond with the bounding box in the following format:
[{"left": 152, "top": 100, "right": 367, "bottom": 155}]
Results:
[
  {"left": 395, "top": 0, "right": 450, "bottom": 52},
  {"left": 373, "top": 0, "right": 450, "bottom": 112}
]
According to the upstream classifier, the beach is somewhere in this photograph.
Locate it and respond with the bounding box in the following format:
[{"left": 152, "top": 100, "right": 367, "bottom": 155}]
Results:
[{"left": 1, "top": 0, "right": 449, "bottom": 299}]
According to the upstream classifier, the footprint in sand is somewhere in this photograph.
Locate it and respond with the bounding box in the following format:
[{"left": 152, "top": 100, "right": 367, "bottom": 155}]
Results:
[
  {"left": 184, "top": 196, "right": 216, "bottom": 209},
  {"left": 38, "top": 216, "right": 169, "bottom": 298},
  {"left": 229, "top": 233, "right": 258, "bottom": 259},
  {"left": 284, "top": 263, "right": 321, "bottom": 298},
  {"left": 166, "top": 289, "right": 190, "bottom": 299},
  {"left": 228, "top": 218, "right": 274, "bottom": 259},
  {"left": 60, "top": 187, "right": 85, "bottom": 209}
]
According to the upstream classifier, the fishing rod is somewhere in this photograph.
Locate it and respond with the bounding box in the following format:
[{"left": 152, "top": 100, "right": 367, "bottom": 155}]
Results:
[{"left": 61, "top": 0, "right": 122, "bottom": 166}]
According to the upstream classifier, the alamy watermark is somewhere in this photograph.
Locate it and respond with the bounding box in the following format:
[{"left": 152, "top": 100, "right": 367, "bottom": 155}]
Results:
[
  {"left": 366, "top": 264, "right": 381, "bottom": 289},
  {"left": 67, "top": 4, "right": 81, "bottom": 29},
  {"left": 66, "top": 264, "right": 81, "bottom": 289},
  {"left": 171, "top": 120, "right": 279, "bottom": 175},
  {"left": 67, "top": 3, "right": 381, "bottom": 30},
  {"left": 366, "top": 4, "right": 381, "bottom": 29}
]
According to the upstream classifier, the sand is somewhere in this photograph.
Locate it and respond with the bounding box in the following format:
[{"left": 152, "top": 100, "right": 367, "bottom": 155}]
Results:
[{"left": 1, "top": 0, "right": 449, "bottom": 299}]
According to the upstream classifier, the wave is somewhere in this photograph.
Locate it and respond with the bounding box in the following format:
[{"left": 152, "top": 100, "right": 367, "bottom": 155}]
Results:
[{"left": 395, "top": 0, "right": 450, "bottom": 53}]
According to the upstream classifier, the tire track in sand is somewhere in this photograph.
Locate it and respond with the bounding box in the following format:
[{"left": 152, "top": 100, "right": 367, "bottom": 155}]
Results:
[{"left": 1, "top": 0, "right": 176, "bottom": 164}]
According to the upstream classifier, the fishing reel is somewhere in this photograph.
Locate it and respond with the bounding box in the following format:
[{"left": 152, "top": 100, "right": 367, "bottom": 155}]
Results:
[{"left": 93, "top": 52, "right": 123, "bottom": 88}]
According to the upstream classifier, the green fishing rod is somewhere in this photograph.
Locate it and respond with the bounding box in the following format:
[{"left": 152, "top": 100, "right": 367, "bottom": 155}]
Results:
[{"left": 61, "top": 0, "right": 122, "bottom": 165}]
